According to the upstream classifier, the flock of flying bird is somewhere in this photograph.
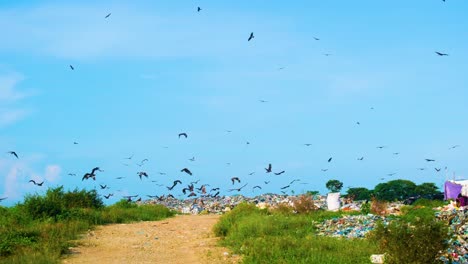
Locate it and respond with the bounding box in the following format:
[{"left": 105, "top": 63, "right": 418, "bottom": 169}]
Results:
[{"left": 0, "top": 2, "right": 461, "bottom": 203}]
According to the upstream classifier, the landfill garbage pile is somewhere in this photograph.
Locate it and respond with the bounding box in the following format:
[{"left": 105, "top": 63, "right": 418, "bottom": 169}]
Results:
[
  {"left": 141, "top": 194, "right": 329, "bottom": 214},
  {"left": 313, "top": 214, "right": 390, "bottom": 238},
  {"left": 436, "top": 204, "right": 468, "bottom": 264}
]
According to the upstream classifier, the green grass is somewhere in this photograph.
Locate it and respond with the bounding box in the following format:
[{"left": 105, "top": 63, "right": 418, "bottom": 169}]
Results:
[
  {"left": 214, "top": 203, "right": 378, "bottom": 264},
  {"left": 0, "top": 188, "right": 175, "bottom": 264}
]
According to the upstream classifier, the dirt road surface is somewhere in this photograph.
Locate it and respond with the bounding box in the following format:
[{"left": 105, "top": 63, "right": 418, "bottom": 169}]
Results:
[{"left": 63, "top": 214, "right": 240, "bottom": 264}]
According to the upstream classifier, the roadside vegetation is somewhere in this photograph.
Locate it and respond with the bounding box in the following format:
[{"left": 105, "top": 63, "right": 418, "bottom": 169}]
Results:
[
  {"left": 214, "top": 195, "right": 450, "bottom": 264},
  {"left": 0, "top": 186, "right": 175, "bottom": 264}
]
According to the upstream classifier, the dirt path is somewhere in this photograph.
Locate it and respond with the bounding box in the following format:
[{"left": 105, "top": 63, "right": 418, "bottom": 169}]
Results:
[{"left": 63, "top": 214, "right": 240, "bottom": 264}]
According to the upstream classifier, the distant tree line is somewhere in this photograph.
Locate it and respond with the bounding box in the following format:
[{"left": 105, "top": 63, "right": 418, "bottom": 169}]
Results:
[{"left": 344, "top": 179, "right": 443, "bottom": 201}]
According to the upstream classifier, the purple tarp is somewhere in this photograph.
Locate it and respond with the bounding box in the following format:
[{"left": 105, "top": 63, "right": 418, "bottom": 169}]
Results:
[{"left": 445, "top": 181, "right": 463, "bottom": 200}]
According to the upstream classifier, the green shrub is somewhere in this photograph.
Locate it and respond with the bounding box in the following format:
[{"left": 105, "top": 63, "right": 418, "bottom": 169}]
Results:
[
  {"left": 361, "top": 201, "right": 371, "bottom": 214},
  {"left": 369, "top": 217, "right": 449, "bottom": 264}
]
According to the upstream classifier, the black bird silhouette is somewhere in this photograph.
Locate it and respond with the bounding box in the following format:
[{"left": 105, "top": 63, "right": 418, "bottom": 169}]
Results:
[
  {"left": 418, "top": 168, "right": 426, "bottom": 171},
  {"left": 167, "top": 180, "right": 182, "bottom": 190},
  {"left": 357, "top": 157, "right": 364, "bottom": 160},
  {"left": 313, "top": 37, "right": 320, "bottom": 40},
  {"left": 228, "top": 183, "right": 248, "bottom": 192},
  {"left": 0, "top": 197, "right": 7, "bottom": 201},
  {"left": 435, "top": 51, "right": 449, "bottom": 56},
  {"left": 116, "top": 177, "right": 125, "bottom": 180},
  {"left": 190, "top": 179, "right": 200, "bottom": 185},
  {"left": 147, "top": 195, "right": 160, "bottom": 199},
  {"left": 105, "top": 13, "right": 111, "bottom": 18},
  {"left": 321, "top": 169, "right": 328, "bottom": 172},
  {"left": 264, "top": 181, "right": 270, "bottom": 184},
  {"left": 82, "top": 167, "right": 102, "bottom": 181},
  {"left": 68, "top": 173, "right": 76, "bottom": 176},
  {"left": 265, "top": 163, "right": 272, "bottom": 173},
  {"left": 231, "top": 177, "right": 241, "bottom": 185},
  {"left": 289, "top": 179, "right": 300, "bottom": 185},
  {"left": 210, "top": 188, "right": 220, "bottom": 192},
  {"left": 188, "top": 192, "right": 197, "bottom": 197},
  {"left": 449, "top": 145, "right": 460, "bottom": 149},
  {"left": 197, "top": 7, "right": 202, "bottom": 12},
  {"left": 253, "top": 185, "right": 262, "bottom": 190},
  {"left": 259, "top": 100, "right": 268, "bottom": 103},
  {"left": 425, "top": 159, "right": 435, "bottom": 162},
  {"left": 212, "top": 191, "right": 220, "bottom": 198},
  {"left": 158, "top": 172, "right": 167, "bottom": 175},
  {"left": 125, "top": 154, "right": 134, "bottom": 160},
  {"left": 99, "top": 184, "right": 107, "bottom": 189},
  {"left": 7, "top": 151, "right": 18, "bottom": 159},
  {"left": 137, "top": 171, "right": 149, "bottom": 180},
  {"left": 73, "top": 142, "right": 78, "bottom": 144},
  {"left": 29, "top": 180, "right": 44, "bottom": 186},
  {"left": 393, "top": 152, "right": 400, "bottom": 155},
  {"left": 136, "top": 197, "right": 142, "bottom": 202},
  {"left": 179, "top": 133, "right": 188, "bottom": 138},
  {"left": 274, "top": 171, "right": 285, "bottom": 175},
  {"left": 167, "top": 194, "right": 175, "bottom": 199},
  {"left": 435, "top": 168, "right": 441, "bottom": 172},
  {"left": 248, "top": 172, "right": 255, "bottom": 175},
  {"left": 248, "top": 32, "right": 254, "bottom": 41},
  {"left": 189, "top": 157, "right": 195, "bottom": 162},
  {"left": 104, "top": 194, "right": 113, "bottom": 199},
  {"left": 280, "top": 185, "right": 290, "bottom": 190},
  {"left": 376, "top": 146, "right": 386, "bottom": 149},
  {"left": 181, "top": 168, "right": 192, "bottom": 175},
  {"left": 304, "top": 143, "right": 312, "bottom": 146},
  {"left": 356, "top": 122, "right": 360, "bottom": 125},
  {"left": 328, "top": 157, "right": 332, "bottom": 162},
  {"left": 69, "top": 65, "right": 74, "bottom": 70},
  {"left": 387, "top": 173, "right": 396, "bottom": 176}
]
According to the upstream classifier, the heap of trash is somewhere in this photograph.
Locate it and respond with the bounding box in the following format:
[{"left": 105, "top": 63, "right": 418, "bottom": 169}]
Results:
[
  {"left": 436, "top": 202, "right": 468, "bottom": 264},
  {"left": 313, "top": 214, "right": 390, "bottom": 238}
]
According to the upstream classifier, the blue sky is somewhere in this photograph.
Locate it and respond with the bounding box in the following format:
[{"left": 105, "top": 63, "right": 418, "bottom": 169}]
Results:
[{"left": 1, "top": 0, "right": 468, "bottom": 206}]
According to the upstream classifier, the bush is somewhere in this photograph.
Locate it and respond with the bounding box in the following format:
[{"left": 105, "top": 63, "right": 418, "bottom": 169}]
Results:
[
  {"left": 361, "top": 201, "right": 371, "bottom": 214},
  {"left": 371, "top": 197, "right": 388, "bottom": 215},
  {"left": 369, "top": 217, "right": 449, "bottom": 264},
  {"left": 293, "top": 195, "right": 317, "bottom": 214}
]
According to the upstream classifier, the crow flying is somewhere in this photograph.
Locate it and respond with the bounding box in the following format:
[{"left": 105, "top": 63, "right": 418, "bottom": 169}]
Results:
[
  {"left": 449, "top": 145, "right": 460, "bottom": 149},
  {"left": 99, "top": 184, "right": 107, "bottom": 189},
  {"left": 73, "top": 142, "right": 78, "bottom": 144},
  {"left": 69, "top": 65, "right": 74, "bottom": 70},
  {"left": 435, "top": 168, "right": 441, "bottom": 172},
  {"left": 265, "top": 163, "right": 272, "bottom": 173},
  {"left": 188, "top": 192, "right": 197, "bottom": 197},
  {"left": 358, "top": 157, "right": 364, "bottom": 160},
  {"left": 178, "top": 133, "right": 188, "bottom": 138},
  {"left": 274, "top": 171, "right": 285, "bottom": 175},
  {"left": 104, "top": 194, "right": 113, "bottom": 199},
  {"left": 29, "top": 180, "right": 44, "bottom": 186},
  {"left": 189, "top": 157, "right": 195, "bottom": 162},
  {"left": 376, "top": 146, "right": 386, "bottom": 149},
  {"left": 123, "top": 195, "right": 138, "bottom": 202},
  {"left": 435, "top": 51, "right": 449, "bottom": 56},
  {"left": 0, "top": 197, "right": 7, "bottom": 201},
  {"left": 248, "top": 32, "right": 254, "bottom": 41},
  {"left": 280, "top": 185, "right": 290, "bottom": 190},
  {"left": 253, "top": 185, "right": 262, "bottom": 190},
  {"left": 68, "top": 173, "right": 76, "bottom": 176},
  {"left": 304, "top": 143, "right": 312, "bottom": 146},
  {"left": 181, "top": 168, "right": 192, "bottom": 175},
  {"left": 228, "top": 183, "right": 248, "bottom": 192},
  {"left": 231, "top": 177, "right": 241, "bottom": 185},
  {"left": 137, "top": 171, "right": 149, "bottom": 180},
  {"left": 425, "top": 159, "right": 435, "bottom": 162},
  {"left": 328, "top": 157, "right": 332, "bottom": 162},
  {"left": 289, "top": 179, "right": 300, "bottom": 185},
  {"left": 7, "top": 151, "right": 18, "bottom": 159},
  {"left": 321, "top": 169, "right": 328, "bottom": 172},
  {"left": 248, "top": 172, "right": 255, "bottom": 175},
  {"left": 190, "top": 179, "right": 200, "bottom": 185},
  {"left": 197, "top": 7, "right": 202, "bottom": 12},
  {"left": 167, "top": 180, "right": 182, "bottom": 190},
  {"left": 264, "top": 181, "right": 270, "bottom": 184},
  {"left": 105, "top": 13, "right": 111, "bottom": 18}
]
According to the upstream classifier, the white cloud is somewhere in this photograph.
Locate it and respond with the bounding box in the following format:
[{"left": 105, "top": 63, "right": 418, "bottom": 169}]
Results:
[
  {"left": 44, "top": 165, "right": 61, "bottom": 182},
  {"left": 0, "top": 72, "right": 34, "bottom": 127}
]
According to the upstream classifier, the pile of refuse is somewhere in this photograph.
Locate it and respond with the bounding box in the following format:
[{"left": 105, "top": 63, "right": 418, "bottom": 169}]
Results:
[
  {"left": 314, "top": 214, "right": 390, "bottom": 238},
  {"left": 142, "top": 193, "right": 329, "bottom": 214},
  {"left": 436, "top": 204, "right": 468, "bottom": 264}
]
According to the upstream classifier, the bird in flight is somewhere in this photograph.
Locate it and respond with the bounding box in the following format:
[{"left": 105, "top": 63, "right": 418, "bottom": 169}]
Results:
[
  {"left": 248, "top": 172, "right": 255, "bottom": 175},
  {"left": 393, "top": 152, "right": 400, "bottom": 155},
  {"left": 425, "top": 159, "right": 435, "bottom": 162},
  {"left": 158, "top": 172, "right": 167, "bottom": 175},
  {"left": 289, "top": 179, "right": 300, "bottom": 185},
  {"left": 435, "top": 168, "right": 441, "bottom": 172},
  {"left": 179, "top": 133, "right": 188, "bottom": 139},
  {"left": 228, "top": 183, "right": 248, "bottom": 192},
  {"left": 123, "top": 195, "right": 138, "bottom": 202},
  {"left": 376, "top": 146, "right": 386, "bottom": 149},
  {"left": 449, "top": 145, "right": 460, "bottom": 149},
  {"left": 189, "top": 157, "right": 195, "bottom": 162},
  {"left": 124, "top": 154, "right": 134, "bottom": 160},
  {"left": 357, "top": 157, "right": 364, "bottom": 161},
  {"left": 356, "top": 122, "right": 360, "bottom": 125},
  {"left": 313, "top": 37, "right": 320, "bottom": 40},
  {"left": 248, "top": 32, "right": 254, "bottom": 41},
  {"left": 190, "top": 179, "right": 200, "bottom": 185},
  {"left": 253, "top": 185, "right": 262, "bottom": 190},
  {"left": 304, "top": 143, "right": 312, "bottom": 146},
  {"left": 181, "top": 168, "right": 192, "bottom": 175},
  {"left": 328, "top": 157, "right": 332, "bottom": 163},
  {"left": 99, "top": 184, "right": 107, "bottom": 189},
  {"left": 418, "top": 168, "right": 426, "bottom": 171},
  {"left": 264, "top": 181, "right": 270, "bottom": 184},
  {"left": 387, "top": 173, "right": 397, "bottom": 176},
  {"left": 137, "top": 171, "right": 149, "bottom": 180},
  {"left": 197, "top": 7, "right": 202, "bottom": 12},
  {"left": 29, "top": 180, "right": 44, "bottom": 186},
  {"left": 321, "top": 169, "right": 328, "bottom": 172},
  {"left": 0, "top": 197, "right": 7, "bottom": 201},
  {"left": 280, "top": 185, "right": 290, "bottom": 190},
  {"left": 265, "top": 163, "right": 272, "bottom": 173},
  {"left": 167, "top": 180, "right": 182, "bottom": 190},
  {"left": 105, "top": 13, "right": 111, "bottom": 18},
  {"left": 274, "top": 171, "right": 285, "bottom": 175},
  {"left": 69, "top": 65, "right": 74, "bottom": 70},
  {"left": 259, "top": 100, "right": 268, "bottom": 103},
  {"left": 73, "top": 142, "right": 78, "bottom": 145},
  {"left": 231, "top": 177, "right": 241, "bottom": 185},
  {"left": 435, "top": 51, "right": 449, "bottom": 56},
  {"left": 116, "top": 177, "right": 125, "bottom": 180},
  {"left": 68, "top": 173, "right": 76, "bottom": 176},
  {"left": 104, "top": 194, "right": 113, "bottom": 199},
  {"left": 7, "top": 151, "right": 18, "bottom": 159}
]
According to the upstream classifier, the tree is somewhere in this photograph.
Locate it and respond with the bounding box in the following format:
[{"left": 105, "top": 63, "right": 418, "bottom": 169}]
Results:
[
  {"left": 346, "top": 187, "right": 372, "bottom": 200},
  {"left": 414, "top": 183, "right": 440, "bottom": 196},
  {"left": 325, "top": 179, "right": 343, "bottom": 193},
  {"left": 373, "top": 179, "right": 417, "bottom": 201}
]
